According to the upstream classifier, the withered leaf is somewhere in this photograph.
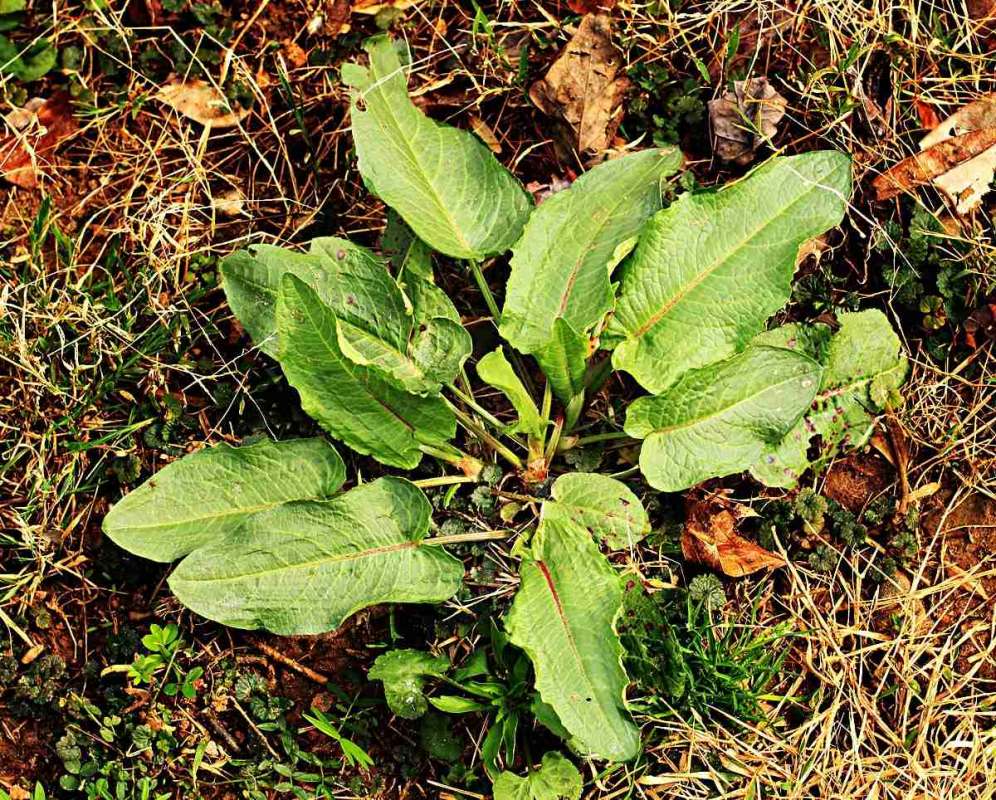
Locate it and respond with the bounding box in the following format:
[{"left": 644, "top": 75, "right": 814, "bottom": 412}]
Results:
[
  {"left": 872, "top": 127, "right": 996, "bottom": 212},
  {"left": 708, "top": 77, "right": 787, "bottom": 164},
  {"left": 156, "top": 79, "right": 250, "bottom": 129},
  {"left": 528, "top": 14, "right": 629, "bottom": 155},
  {"left": 0, "top": 92, "right": 78, "bottom": 189},
  {"left": 875, "top": 94, "right": 996, "bottom": 213},
  {"left": 682, "top": 493, "right": 786, "bottom": 577}
]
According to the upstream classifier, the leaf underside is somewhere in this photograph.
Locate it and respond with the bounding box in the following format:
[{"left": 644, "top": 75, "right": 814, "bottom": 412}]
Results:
[
  {"left": 625, "top": 346, "right": 822, "bottom": 492},
  {"left": 343, "top": 35, "right": 532, "bottom": 259},
  {"left": 607, "top": 151, "right": 852, "bottom": 394},
  {"left": 102, "top": 438, "right": 345, "bottom": 563},
  {"left": 505, "top": 514, "right": 640, "bottom": 762},
  {"left": 169, "top": 478, "right": 465, "bottom": 635}
]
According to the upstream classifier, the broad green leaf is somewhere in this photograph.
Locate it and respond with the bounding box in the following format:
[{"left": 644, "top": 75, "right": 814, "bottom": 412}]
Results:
[
  {"left": 625, "top": 346, "right": 822, "bottom": 492},
  {"left": 277, "top": 274, "right": 455, "bottom": 468},
  {"left": 506, "top": 515, "right": 640, "bottom": 761},
  {"left": 221, "top": 238, "right": 406, "bottom": 358},
  {"left": 343, "top": 35, "right": 531, "bottom": 259},
  {"left": 501, "top": 148, "right": 682, "bottom": 360},
  {"left": 545, "top": 473, "right": 649, "bottom": 550},
  {"left": 533, "top": 318, "right": 588, "bottom": 404},
  {"left": 169, "top": 478, "right": 464, "bottom": 635},
  {"left": 103, "top": 438, "right": 345, "bottom": 563},
  {"left": 223, "top": 238, "right": 469, "bottom": 392},
  {"left": 368, "top": 649, "right": 450, "bottom": 719},
  {"left": 493, "top": 752, "right": 583, "bottom": 800},
  {"left": 476, "top": 348, "right": 546, "bottom": 438},
  {"left": 750, "top": 310, "right": 907, "bottom": 487},
  {"left": 606, "top": 152, "right": 851, "bottom": 394}
]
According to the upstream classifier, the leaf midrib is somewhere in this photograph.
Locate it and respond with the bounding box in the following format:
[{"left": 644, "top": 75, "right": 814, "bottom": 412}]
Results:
[
  {"left": 624, "top": 162, "right": 839, "bottom": 340},
  {"left": 173, "top": 538, "right": 420, "bottom": 583},
  {"left": 361, "top": 66, "right": 475, "bottom": 255},
  {"left": 646, "top": 365, "right": 818, "bottom": 438},
  {"left": 552, "top": 157, "right": 666, "bottom": 320},
  {"left": 534, "top": 555, "right": 624, "bottom": 744}
]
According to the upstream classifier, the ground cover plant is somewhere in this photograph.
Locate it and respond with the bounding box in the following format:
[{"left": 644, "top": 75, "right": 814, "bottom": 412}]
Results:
[{"left": 2, "top": 2, "right": 995, "bottom": 798}]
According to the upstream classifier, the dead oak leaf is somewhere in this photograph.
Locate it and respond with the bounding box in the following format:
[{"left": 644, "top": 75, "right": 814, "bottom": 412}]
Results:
[
  {"left": 0, "top": 92, "right": 78, "bottom": 188},
  {"left": 708, "top": 77, "right": 787, "bottom": 165},
  {"left": 682, "top": 493, "right": 786, "bottom": 578},
  {"left": 528, "top": 13, "right": 629, "bottom": 155},
  {"left": 156, "top": 79, "right": 249, "bottom": 129}
]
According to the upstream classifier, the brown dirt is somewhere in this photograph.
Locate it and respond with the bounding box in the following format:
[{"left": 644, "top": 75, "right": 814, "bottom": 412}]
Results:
[{"left": 925, "top": 491, "right": 996, "bottom": 680}]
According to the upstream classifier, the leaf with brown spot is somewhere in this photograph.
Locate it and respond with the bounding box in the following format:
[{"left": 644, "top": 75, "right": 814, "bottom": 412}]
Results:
[
  {"left": 0, "top": 92, "right": 78, "bottom": 188},
  {"left": 682, "top": 493, "right": 785, "bottom": 577},
  {"left": 528, "top": 14, "right": 629, "bottom": 155}
]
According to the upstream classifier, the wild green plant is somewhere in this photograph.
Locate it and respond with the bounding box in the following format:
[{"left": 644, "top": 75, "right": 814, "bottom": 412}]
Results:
[{"left": 100, "top": 33, "right": 909, "bottom": 772}]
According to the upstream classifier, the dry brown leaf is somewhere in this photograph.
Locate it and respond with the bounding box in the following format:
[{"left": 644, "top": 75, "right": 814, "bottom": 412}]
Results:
[
  {"left": 872, "top": 127, "right": 996, "bottom": 209},
  {"left": 682, "top": 493, "right": 786, "bottom": 577},
  {"left": 0, "top": 92, "right": 79, "bottom": 188},
  {"left": 914, "top": 98, "right": 941, "bottom": 131},
  {"left": 876, "top": 94, "right": 996, "bottom": 213},
  {"left": 708, "top": 77, "right": 787, "bottom": 165},
  {"left": 156, "top": 79, "right": 250, "bottom": 128},
  {"left": 529, "top": 14, "right": 629, "bottom": 155}
]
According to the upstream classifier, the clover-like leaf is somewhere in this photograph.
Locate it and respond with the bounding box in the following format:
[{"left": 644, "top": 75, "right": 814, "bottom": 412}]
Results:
[
  {"left": 625, "top": 346, "right": 822, "bottom": 492},
  {"left": 476, "top": 347, "right": 546, "bottom": 438},
  {"left": 506, "top": 514, "right": 640, "bottom": 762},
  {"left": 103, "top": 438, "right": 345, "bottom": 563},
  {"left": 276, "top": 274, "right": 456, "bottom": 468},
  {"left": 368, "top": 649, "right": 450, "bottom": 719},
  {"left": 750, "top": 310, "right": 908, "bottom": 487},
  {"left": 544, "top": 473, "right": 649, "bottom": 550},
  {"left": 606, "top": 151, "right": 851, "bottom": 394},
  {"left": 343, "top": 35, "right": 532, "bottom": 259},
  {"left": 502, "top": 148, "right": 682, "bottom": 362},
  {"left": 493, "top": 752, "right": 583, "bottom": 800},
  {"left": 169, "top": 478, "right": 464, "bottom": 635}
]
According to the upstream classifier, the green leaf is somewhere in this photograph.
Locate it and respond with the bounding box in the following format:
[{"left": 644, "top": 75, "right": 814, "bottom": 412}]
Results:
[
  {"left": 606, "top": 152, "right": 851, "bottom": 394},
  {"left": 625, "top": 346, "right": 822, "bottom": 492},
  {"left": 476, "top": 347, "right": 546, "bottom": 438},
  {"left": 223, "top": 238, "right": 469, "bottom": 393},
  {"left": 544, "top": 473, "right": 649, "bottom": 550},
  {"left": 501, "top": 149, "right": 682, "bottom": 362},
  {"left": 506, "top": 515, "right": 639, "bottom": 761},
  {"left": 0, "top": 36, "right": 56, "bottom": 82},
  {"left": 103, "top": 438, "right": 345, "bottom": 562},
  {"left": 493, "top": 752, "right": 582, "bottom": 800},
  {"left": 221, "top": 238, "right": 406, "bottom": 359},
  {"left": 750, "top": 310, "right": 907, "bottom": 487},
  {"left": 368, "top": 649, "right": 450, "bottom": 719},
  {"left": 169, "top": 478, "right": 464, "bottom": 635},
  {"left": 0, "top": 0, "right": 26, "bottom": 14},
  {"left": 428, "top": 695, "right": 490, "bottom": 714},
  {"left": 276, "top": 274, "right": 456, "bottom": 468},
  {"left": 343, "top": 35, "right": 531, "bottom": 259},
  {"left": 532, "top": 318, "right": 588, "bottom": 404}
]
